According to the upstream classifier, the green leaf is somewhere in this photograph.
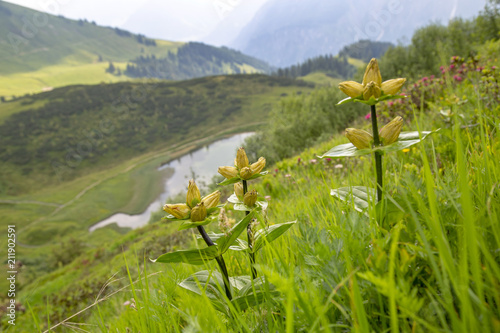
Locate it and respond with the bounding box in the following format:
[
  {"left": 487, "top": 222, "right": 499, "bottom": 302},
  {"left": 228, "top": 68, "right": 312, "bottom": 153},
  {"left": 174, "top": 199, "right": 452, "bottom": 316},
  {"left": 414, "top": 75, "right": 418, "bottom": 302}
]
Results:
[
  {"left": 376, "top": 196, "right": 408, "bottom": 227},
  {"left": 247, "top": 171, "right": 269, "bottom": 180},
  {"left": 227, "top": 193, "right": 240, "bottom": 204},
  {"left": 230, "top": 275, "right": 252, "bottom": 293},
  {"left": 228, "top": 238, "right": 249, "bottom": 251},
  {"left": 218, "top": 177, "right": 240, "bottom": 186},
  {"left": 378, "top": 130, "right": 438, "bottom": 154},
  {"left": 178, "top": 270, "right": 229, "bottom": 313},
  {"left": 238, "top": 276, "right": 268, "bottom": 296},
  {"left": 331, "top": 186, "right": 376, "bottom": 213},
  {"left": 233, "top": 200, "right": 268, "bottom": 212},
  {"left": 319, "top": 143, "right": 371, "bottom": 158},
  {"left": 337, "top": 94, "right": 406, "bottom": 106},
  {"left": 178, "top": 217, "right": 214, "bottom": 231},
  {"left": 196, "top": 232, "right": 226, "bottom": 242},
  {"left": 179, "top": 270, "right": 225, "bottom": 297},
  {"left": 152, "top": 246, "right": 218, "bottom": 265},
  {"left": 196, "top": 232, "right": 250, "bottom": 251},
  {"left": 252, "top": 221, "right": 296, "bottom": 253},
  {"left": 231, "top": 276, "right": 279, "bottom": 311},
  {"left": 216, "top": 211, "right": 255, "bottom": 255},
  {"left": 232, "top": 291, "right": 271, "bottom": 311},
  {"left": 319, "top": 130, "right": 438, "bottom": 158},
  {"left": 218, "top": 172, "right": 268, "bottom": 186}
]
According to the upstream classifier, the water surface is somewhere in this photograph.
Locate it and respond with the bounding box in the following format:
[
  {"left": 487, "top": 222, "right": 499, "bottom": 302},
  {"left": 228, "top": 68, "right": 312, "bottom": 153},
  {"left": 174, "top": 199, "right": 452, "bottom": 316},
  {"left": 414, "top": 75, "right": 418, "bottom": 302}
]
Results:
[{"left": 89, "top": 133, "right": 253, "bottom": 232}]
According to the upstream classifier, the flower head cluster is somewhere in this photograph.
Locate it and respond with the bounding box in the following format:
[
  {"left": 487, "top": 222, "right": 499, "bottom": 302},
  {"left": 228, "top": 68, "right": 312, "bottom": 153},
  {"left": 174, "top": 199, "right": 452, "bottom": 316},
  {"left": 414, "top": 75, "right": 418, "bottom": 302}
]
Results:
[
  {"left": 338, "top": 58, "right": 406, "bottom": 103},
  {"left": 345, "top": 116, "right": 404, "bottom": 149},
  {"left": 218, "top": 147, "right": 266, "bottom": 181},
  {"left": 163, "top": 179, "right": 220, "bottom": 222}
]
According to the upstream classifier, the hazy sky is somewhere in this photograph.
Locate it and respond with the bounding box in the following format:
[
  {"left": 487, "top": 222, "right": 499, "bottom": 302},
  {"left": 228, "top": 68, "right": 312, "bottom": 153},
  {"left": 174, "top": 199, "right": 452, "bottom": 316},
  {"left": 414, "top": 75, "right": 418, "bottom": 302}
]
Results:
[{"left": 3, "top": 0, "right": 271, "bottom": 43}]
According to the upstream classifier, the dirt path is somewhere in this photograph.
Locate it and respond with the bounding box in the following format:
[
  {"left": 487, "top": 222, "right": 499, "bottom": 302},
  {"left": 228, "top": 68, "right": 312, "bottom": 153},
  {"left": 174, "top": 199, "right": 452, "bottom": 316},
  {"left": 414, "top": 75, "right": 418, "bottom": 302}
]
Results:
[
  {"left": 14, "top": 124, "right": 262, "bottom": 245},
  {"left": 0, "top": 200, "right": 61, "bottom": 207}
]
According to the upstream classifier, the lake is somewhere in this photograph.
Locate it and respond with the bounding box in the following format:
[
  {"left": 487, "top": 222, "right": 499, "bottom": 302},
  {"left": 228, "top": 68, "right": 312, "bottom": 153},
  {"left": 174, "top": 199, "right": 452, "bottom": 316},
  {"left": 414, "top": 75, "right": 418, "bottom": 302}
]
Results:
[{"left": 89, "top": 132, "right": 254, "bottom": 232}]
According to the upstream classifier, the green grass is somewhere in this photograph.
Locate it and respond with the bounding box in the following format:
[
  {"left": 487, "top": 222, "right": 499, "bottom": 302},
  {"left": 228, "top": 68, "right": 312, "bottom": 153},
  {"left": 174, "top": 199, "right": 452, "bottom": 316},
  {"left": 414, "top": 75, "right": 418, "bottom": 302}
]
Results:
[
  {"left": 4, "top": 38, "right": 500, "bottom": 333},
  {"left": 347, "top": 57, "right": 366, "bottom": 68},
  {"left": 0, "top": 75, "right": 313, "bottom": 316},
  {"left": 297, "top": 72, "right": 342, "bottom": 86},
  {"left": 0, "top": 61, "right": 133, "bottom": 97}
]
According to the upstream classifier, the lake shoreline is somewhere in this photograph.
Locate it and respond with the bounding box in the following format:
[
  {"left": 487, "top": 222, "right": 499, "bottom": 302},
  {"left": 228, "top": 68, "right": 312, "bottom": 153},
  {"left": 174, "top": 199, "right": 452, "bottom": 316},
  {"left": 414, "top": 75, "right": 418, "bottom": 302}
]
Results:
[{"left": 88, "top": 132, "right": 254, "bottom": 232}]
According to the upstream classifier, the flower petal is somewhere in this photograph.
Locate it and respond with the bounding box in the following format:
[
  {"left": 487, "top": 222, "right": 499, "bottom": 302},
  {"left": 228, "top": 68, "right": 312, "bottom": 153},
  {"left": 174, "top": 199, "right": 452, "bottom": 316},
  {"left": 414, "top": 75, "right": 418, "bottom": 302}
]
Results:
[
  {"left": 362, "top": 58, "right": 382, "bottom": 87},
  {"left": 381, "top": 78, "right": 406, "bottom": 95},
  {"left": 339, "top": 81, "right": 364, "bottom": 98}
]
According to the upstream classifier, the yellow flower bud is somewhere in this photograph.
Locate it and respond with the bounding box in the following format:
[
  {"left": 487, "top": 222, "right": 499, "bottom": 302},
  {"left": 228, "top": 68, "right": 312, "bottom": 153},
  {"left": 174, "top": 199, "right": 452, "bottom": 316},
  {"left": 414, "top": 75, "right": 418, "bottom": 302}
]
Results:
[
  {"left": 363, "top": 81, "right": 382, "bottom": 100},
  {"left": 234, "top": 182, "right": 244, "bottom": 199},
  {"left": 240, "top": 167, "right": 253, "bottom": 180},
  {"left": 186, "top": 179, "right": 201, "bottom": 208},
  {"left": 190, "top": 202, "right": 207, "bottom": 222},
  {"left": 339, "top": 81, "right": 364, "bottom": 98},
  {"left": 345, "top": 128, "right": 373, "bottom": 149},
  {"left": 362, "top": 58, "right": 382, "bottom": 87},
  {"left": 379, "top": 116, "right": 403, "bottom": 145},
  {"left": 218, "top": 166, "right": 238, "bottom": 179},
  {"left": 163, "top": 203, "right": 191, "bottom": 219},
  {"left": 236, "top": 147, "right": 249, "bottom": 169},
  {"left": 243, "top": 189, "right": 258, "bottom": 207},
  {"left": 381, "top": 78, "right": 406, "bottom": 95},
  {"left": 201, "top": 190, "right": 220, "bottom": 209},
  {"left": 250, "top": 157, "right": 266, "bottom": 175}
]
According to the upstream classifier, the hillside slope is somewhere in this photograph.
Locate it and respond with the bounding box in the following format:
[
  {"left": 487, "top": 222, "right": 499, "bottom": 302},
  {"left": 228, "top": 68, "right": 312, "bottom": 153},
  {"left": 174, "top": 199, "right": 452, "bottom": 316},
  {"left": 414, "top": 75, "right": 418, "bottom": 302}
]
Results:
[
  {"left": 0, "top": 74, "right": 311, "bottom": 196},
  {"left": 0, "top": 1, "right": 270, "bottom": 97},
  {"left": 7, "top": 44, "right": 500, "bottom": 332}
]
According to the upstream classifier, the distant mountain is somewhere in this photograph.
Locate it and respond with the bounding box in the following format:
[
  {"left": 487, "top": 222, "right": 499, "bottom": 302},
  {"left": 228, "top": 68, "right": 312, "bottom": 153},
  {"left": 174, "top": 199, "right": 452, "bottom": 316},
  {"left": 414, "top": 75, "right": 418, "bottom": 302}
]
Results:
[
  {"left": 0, "top": 1, "right": 270, "bottom": 97},
  {"left": 231, "top": 0, "right": 487, "bottom": 67}
]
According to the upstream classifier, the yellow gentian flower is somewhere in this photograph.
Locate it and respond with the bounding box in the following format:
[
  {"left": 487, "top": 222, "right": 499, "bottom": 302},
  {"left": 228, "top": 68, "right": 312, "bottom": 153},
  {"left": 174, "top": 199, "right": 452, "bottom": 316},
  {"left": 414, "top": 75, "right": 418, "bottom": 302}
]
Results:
[{"left": 338, "top": 58, "right": 406, "bottom": 103}]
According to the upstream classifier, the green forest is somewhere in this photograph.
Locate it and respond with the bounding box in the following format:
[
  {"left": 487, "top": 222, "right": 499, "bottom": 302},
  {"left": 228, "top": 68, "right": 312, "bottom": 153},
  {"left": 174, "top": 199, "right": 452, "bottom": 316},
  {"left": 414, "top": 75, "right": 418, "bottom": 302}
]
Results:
[{"left": 124, "top": 42, "right": 271, "bottom": 80}]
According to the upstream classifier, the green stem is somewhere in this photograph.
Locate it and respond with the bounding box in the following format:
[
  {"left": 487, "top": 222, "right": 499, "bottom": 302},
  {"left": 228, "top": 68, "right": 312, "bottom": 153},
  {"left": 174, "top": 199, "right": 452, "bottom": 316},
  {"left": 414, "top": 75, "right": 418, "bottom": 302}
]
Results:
[
  {"left": 370, "top": 105, "right": 383, "bottom": 202},
  {"left": 196, "top": 226, "right": 232, "bottom": 300},
  {"left": 242, "top": 180, "right": 257, "bottom": 279}
]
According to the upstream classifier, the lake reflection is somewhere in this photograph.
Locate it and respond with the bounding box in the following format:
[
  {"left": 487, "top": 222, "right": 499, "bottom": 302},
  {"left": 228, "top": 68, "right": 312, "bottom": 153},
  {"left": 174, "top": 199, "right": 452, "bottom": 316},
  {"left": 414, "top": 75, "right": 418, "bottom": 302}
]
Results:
[{"left": 89, "top": 132, "right": 253, "bottom": 232}]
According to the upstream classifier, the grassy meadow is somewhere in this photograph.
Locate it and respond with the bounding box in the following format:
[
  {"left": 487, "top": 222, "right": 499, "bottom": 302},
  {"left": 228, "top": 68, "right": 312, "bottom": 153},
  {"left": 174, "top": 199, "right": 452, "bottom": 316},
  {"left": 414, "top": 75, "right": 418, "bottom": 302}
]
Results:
[
  {"left": 0, "top": 75, "right": 314, "bottom": 320},
  {"left": 3, "top": 42, "right": 498, "bottom": 331},
  {"left": 1, "top": 3, "right": 499, "bottom": 332}
]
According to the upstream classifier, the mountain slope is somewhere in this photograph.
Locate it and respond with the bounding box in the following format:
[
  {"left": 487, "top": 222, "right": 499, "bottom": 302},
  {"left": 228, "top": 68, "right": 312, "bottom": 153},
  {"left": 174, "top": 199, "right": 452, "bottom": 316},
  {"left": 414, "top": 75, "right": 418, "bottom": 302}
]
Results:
[
  {"left": 0, "top": 75, "right": 312, "bottom": 196},
  {"left": 0, "top": 1, "right": 174, "bottom": 74},
  {"left": 231, "top": 0, "right": 486, "bottom": 67},
  {"left": 0, "top": 1, "right": 270, "bottom": 97}
]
